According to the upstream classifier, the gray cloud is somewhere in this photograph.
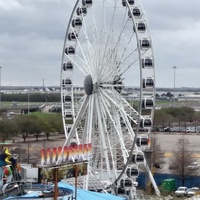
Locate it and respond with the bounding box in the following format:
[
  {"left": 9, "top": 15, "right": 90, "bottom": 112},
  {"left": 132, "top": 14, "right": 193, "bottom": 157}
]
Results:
[
  {"left": 0, "top": 0, "right": 200, "bottom": 88},
  {"left": 142, "top": 0, "right": 200, "bottom": 87},
  {"left": 0, "top": 0, "right": 74, "bottom": 86}
]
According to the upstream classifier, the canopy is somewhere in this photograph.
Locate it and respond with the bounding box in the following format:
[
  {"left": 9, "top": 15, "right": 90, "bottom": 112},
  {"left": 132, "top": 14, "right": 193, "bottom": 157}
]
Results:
[
  {"left": 4, "top": 182, "right": 127, "bottom": 200},
  {"left": 59, "top": 182, "right": 127, "bottom": 200}
]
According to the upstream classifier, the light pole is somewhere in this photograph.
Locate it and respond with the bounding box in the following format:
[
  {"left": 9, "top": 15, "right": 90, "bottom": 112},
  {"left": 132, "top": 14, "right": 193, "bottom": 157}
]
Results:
[
  {"left": 0, "top": 66, "right": 2, "bottom": 111},
  {"left": 28, "top": 88, "right": 30, "bottom": 114},
  {"left": 173, "top": 66, "right": 177, "bottom": 106}
]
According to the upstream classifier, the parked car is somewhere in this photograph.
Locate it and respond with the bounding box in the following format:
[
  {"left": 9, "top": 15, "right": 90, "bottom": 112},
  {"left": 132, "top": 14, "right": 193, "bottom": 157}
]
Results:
[
  {"left": 153, "top": 163, "right": 162, "bottom": 169},
  {"left": 186, "top": 162, "right": 199, "bottom": 170},
  {"left": 186, "top": 127, "right": 196, "bottom": 133},
  {"left": 151, "top": 127, "right": 160, "bottom": 132},
  {"left": 163, "top": 127, "right": 171, "bottom": 132},
  {"left": 170, "top": 127, "right": 179, "bottom": 132},
  {"left": 187, "top": 187, "right": 200, "bottom": 197},
  {"left": 169, "top": 165, "right": 176, "bottom": 170},
  {"left": 175, "top": 186, "right": 188, "bottom": 197}
]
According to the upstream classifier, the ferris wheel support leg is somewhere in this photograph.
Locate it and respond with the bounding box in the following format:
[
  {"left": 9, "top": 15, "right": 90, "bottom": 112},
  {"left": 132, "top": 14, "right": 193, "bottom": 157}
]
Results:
[
  {"left": 129, "top": 187, "right": 137, "bottom": 200},
  {"left": 144, "top": 163, "right": 160, "bottom": 197}
]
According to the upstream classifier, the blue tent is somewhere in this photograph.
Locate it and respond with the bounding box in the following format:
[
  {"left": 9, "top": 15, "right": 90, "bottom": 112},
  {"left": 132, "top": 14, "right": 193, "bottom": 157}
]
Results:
[
  {"left": 59, "top": 182, "right": 127, "bottom": 200},
  {"left": 4, "top": 182, "right": 127, "bottom": 200}
]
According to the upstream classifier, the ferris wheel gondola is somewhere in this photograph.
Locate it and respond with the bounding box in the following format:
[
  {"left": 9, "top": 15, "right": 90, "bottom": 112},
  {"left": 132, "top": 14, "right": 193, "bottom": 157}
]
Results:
[{"left": 60, "top": 0, "right": 159, "bottom": 197}]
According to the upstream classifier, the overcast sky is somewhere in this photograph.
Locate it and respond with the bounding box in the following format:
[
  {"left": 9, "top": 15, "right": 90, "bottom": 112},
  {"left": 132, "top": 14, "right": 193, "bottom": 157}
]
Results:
[{"left": 0, "top": 0, "right": 200, "bottom": 88}]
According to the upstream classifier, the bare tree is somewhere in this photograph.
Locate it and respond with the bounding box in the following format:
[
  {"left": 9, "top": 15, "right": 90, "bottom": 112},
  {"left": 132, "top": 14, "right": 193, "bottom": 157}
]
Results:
[
  {"left": 169, "top": 137, "right": 198, "bottom": 185},
  {"left": 150, "top": 134, "right": 165, "bottom": 168},
  {"left": 144, "top": 135, "right": 165, "bottom": 194}
]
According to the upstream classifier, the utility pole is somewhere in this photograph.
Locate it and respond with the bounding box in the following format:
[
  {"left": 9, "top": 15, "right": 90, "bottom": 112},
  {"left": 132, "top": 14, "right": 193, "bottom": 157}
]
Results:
[{"left": 173, "top": 66, "right": 177, "bottom": 107}]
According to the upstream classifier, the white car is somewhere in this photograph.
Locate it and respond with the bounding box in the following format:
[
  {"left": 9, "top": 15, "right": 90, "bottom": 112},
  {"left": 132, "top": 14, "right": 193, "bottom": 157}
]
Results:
[
  {"left": 175, "top": 187, "right": 188, "bottom": 197},
  {"left": 186, "top": 162, "right": 199, "bottom": 170},
  {"left": 187, "top": 187, "right": 199, "bottom": 197}
]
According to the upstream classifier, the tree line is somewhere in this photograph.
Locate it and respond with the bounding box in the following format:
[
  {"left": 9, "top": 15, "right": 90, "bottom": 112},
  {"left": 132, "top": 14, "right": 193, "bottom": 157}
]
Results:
[
  {"left": 0, "top": 112, "right": 63, "bottom": 142},
  {"left": 1, "top": 105, "right": 199, "bottom": 143},
  {"left": 154, "top": 106, "right": 200, "bottom": 131},
  {"left": 1, "top": 93, "right": 60, "bottom": 102}
]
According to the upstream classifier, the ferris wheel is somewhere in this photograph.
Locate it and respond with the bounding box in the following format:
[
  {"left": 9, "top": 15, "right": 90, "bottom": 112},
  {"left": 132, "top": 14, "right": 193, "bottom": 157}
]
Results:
[{"left": 60, "top": 0, "right": 159, "bottom": 197}]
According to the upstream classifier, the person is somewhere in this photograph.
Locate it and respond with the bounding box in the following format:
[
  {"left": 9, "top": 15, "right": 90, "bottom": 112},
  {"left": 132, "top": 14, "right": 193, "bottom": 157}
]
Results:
[{"left": 3, "top": 175, "right": 6, "bottom": 185}]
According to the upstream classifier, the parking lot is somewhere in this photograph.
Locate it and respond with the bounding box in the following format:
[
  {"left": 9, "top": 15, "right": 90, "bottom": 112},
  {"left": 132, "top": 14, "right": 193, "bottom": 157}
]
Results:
[{"left": 153, "top": 132, "right": 200, "bottom": 174}]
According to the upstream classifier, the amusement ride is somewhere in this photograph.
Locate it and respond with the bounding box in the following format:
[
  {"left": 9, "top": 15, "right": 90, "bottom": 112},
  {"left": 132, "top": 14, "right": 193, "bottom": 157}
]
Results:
[{"left": 59, "top": 0, "right": 159, "bottom": 198}]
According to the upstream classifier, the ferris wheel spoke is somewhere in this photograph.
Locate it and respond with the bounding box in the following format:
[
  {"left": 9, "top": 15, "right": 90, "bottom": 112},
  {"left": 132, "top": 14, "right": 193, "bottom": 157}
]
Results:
[
  {"left": 99, "top": 93, "right": 130, "bottom": 158},
  {"left": 101, "top": 88, "right": 138, "bottom": 124},
  {"left": 71, "top": 38, "right": 94, "bottom": 76},
  {"left": 98, "top": 29, "right": 130, "bottom": 81},
  {"left": 119, "top": 95, "right": 139, "bottom": 116},
  {"left": 102, "top": 89, "right": 137, "bottom": 141},
  {"left": 65, "top": 54, "right": 88, "bottom": 75},
  {"left": 95, "top": 96, "right": 112, "bottom": 177},
  {"left": 75, "top": 23, "right": 98, "bottom": 77},
  {"left": 118, "top": 48, "right": 139, "bottom": 75},
  {"left": 100, "top": 30, "right": 138, "bottom": 82},
  {"left": 62, "top": 95, "right": 90, "bottom": 147},
  {"left": 99, "top": 3, "right": 118, "bottom": 74},
  {"left": 82, "top": 95, "right": 95, "bottom": 144},
  {"left": 90, "top": 5, "right": 104, "bottom": 72}
]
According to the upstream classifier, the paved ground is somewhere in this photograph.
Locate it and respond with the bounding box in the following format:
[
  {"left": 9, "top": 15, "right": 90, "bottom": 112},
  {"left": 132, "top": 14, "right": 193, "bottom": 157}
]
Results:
[
  {"left": 11, "top": 132, "right": 200, "bottom": 168},
  {"left": 9, "top": 132, "right": 200, "bottom": 199},
  {"left": 154, "top": 132, "right": 200, "bottom": 174}
]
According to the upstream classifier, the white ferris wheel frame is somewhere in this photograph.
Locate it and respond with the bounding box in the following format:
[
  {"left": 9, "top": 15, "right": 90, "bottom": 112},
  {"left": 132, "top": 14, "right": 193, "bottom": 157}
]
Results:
[{"left": 59, "top": 0, "right": 159, "bottom": 197}]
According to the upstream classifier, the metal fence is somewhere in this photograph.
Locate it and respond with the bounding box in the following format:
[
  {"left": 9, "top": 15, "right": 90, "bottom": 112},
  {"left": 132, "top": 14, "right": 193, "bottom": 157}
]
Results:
[{"left": 137, "top": 172, "right": 200, "bottom": 189}]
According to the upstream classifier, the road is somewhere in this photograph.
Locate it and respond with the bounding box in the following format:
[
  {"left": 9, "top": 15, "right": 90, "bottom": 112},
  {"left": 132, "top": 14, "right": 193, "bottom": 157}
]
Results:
[{"left": 11, "top": 132, "right": 200, "bottom": 174}]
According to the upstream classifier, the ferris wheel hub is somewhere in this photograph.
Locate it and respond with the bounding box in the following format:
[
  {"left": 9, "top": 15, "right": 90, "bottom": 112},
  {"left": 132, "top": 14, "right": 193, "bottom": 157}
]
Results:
[{"left": 84, "top": 75, "right": 93, "bottom": 95}]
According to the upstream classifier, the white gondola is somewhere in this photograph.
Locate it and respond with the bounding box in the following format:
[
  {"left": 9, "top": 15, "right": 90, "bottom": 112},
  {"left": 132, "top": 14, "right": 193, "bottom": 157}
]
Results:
[
  {"left": 137, "top": 21, "right": 146, "bottom": 32},
  {"left": 63, "top": 95, "right": 72, "bottom": 103},
  {"left": 126, "top": 165, "right": 139, "bottom": 178},
  {"left": 143, "top": 77, "right": 154, "bottom": 89},
  {"left": 68, "top": 32, "right": 78, "bottom": 41},
  {"left": 137, "top": 134, "right": 149, "bottom": 148},
  {"left": 62, "top": 78, "right": 72, "bottom": 85},
  {"left": 76, "top": 7, "right": 87, "bottom": 16},
  {"left": 122, "top": 0, "right": 134, "bottom": 7},
  {"left": 65, "top": 46, "right": 75, "bottom": 55},
  {"left": 82, "top": 0, "right": 92, "bottom": 6},
  {"left": 117, "top": 187, "right": 126, "bottom": 194},
  {"left": 142, "top": 98, "right": 154, "bottom": 109},
  {"left": 142, "top": 57, "right": 153, "bottom": 68},
  {"left": 64, "top": 111, "right": 73, "bottom": 120},
  {"left": 72, "top": 18, "right": 82, "bottom": 27},
  {"left": 120, "top": 178, "right": 133, "bottom": 188},
  {"left": 132, "top": 151, "right": 145, "bottom": 164},
  {"left": 140, "top": 135, "right": 149, "bottom": 147},
  {"left": 133, "top": 7, "right": 141, "bottom": 18},
  {"left": 63, "top": 62, "right": 73, "bottom": 71},
  {"left": 128, "top": 7, "right": 141, "bottom": 19},
  {"left": 140, "top": 117, "right": 152, "bottom": 129},
  {"left": 140, "top": 135, "right": 149, "bottom": 148},
  {"left": 140, "top": 38, "right": 151, "bottom": 49}
]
